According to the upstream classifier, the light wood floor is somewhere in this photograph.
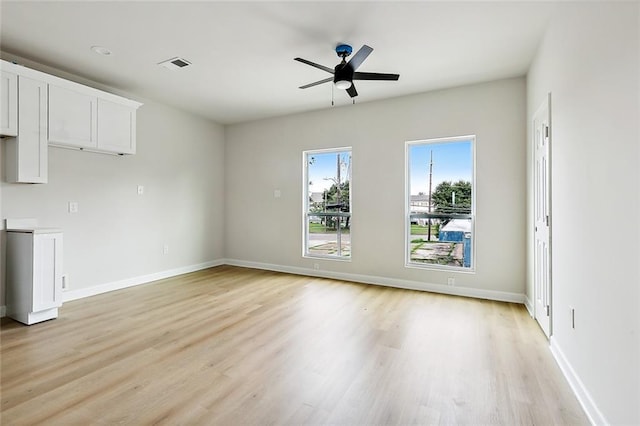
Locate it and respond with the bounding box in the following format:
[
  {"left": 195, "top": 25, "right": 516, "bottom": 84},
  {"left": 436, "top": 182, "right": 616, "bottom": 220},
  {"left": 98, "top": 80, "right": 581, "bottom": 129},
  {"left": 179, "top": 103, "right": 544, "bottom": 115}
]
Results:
[{"left": 1, "top": 266, "right": 588, "bottom": 425}]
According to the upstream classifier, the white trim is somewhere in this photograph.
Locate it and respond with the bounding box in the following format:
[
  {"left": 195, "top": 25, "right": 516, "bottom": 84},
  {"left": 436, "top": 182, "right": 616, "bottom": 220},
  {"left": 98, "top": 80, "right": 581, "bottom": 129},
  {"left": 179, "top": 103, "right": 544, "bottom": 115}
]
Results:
[
  {"left": 5, "top": 218, "right": 38, "bottom": 229},
  {"left": 524, "top": 295, "right": 534, "bottom": 317},
  {"left": 1, "top": 59, "right": 142, "bottom": 108},
  {"left": 302, "top": 254, "right": 351, "bottom": 262},
  {"left": 61, "top": 259, "right": 224, "bottom": 302},
  {"left": 7, "top": 257, "right": 524, "bottom": 314},
  {"left": 10, "top": 307, "right": 58, "bottom": 325},
  {"left": 224, "top": 258, "right": 525, "bottom": 304},
  {"left": 0, "top": 305, "right": 6, "bottom": 318},
  {"left": 550, "top": 337, "right": 607, "bottom": 426}
]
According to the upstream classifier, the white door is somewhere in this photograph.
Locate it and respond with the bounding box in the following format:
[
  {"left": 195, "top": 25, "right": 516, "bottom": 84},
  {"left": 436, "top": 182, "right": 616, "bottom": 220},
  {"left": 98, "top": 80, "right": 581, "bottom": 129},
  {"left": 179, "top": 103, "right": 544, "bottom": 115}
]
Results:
[{"left": 533, "top": 95, "right": 551, "bottom": 338}]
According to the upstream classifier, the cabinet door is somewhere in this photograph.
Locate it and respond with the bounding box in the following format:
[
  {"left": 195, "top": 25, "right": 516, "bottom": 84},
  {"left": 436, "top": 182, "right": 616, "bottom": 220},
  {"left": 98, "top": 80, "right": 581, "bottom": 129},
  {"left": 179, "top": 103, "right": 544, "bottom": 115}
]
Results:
[
  {"left": 48, "top": 84, "right": 97, "bottom": 148},
  {"left": 32, "top": 233, "right": 63, "bottom": 312},
  {"left": 6, "top": 76, "right": 48, "bottom": 183},
  {"left": 0, "top": 71, "right": 18, "bottom": 136},
  {"left": 97, "top": 99, "right": 136, "bottom": 154},
  {"left": 6, "top": 232, "right": 34, "bottom": 317}
]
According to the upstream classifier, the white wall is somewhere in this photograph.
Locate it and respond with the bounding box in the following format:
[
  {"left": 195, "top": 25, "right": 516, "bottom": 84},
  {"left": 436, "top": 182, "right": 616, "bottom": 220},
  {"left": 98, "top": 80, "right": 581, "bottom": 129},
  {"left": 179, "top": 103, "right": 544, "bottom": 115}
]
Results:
[
  {"left": 0, "top": 62, "right": 226, "bottom": 306},
  {"left": 527, "top": 3, "right": 640, "bottom": 424},
  {"left": 225, "top": 78, "right": 527, "bottom": 299}
]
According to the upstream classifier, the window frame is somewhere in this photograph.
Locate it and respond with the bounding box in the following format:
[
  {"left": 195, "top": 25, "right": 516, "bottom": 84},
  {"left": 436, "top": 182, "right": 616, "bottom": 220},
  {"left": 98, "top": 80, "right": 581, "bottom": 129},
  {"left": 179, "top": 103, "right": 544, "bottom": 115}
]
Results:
[
  {"left": 302, "top": 147, "right": 352, "bottom": 261},
  {"left": 404, "top": 135, "right": 476, "bottom": 272}
]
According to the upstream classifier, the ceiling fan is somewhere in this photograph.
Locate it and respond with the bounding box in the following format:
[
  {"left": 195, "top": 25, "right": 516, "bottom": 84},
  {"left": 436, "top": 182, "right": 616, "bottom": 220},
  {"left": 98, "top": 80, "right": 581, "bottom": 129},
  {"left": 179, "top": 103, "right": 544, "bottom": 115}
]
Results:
[{"left": 294, "top": 44, "right": 399, "bottom": 98}]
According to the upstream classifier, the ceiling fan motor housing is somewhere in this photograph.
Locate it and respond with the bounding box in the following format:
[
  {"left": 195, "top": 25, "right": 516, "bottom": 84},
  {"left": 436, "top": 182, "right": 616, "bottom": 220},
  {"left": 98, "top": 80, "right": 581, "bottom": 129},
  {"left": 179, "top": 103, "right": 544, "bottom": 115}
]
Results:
[{"left": 334, "top": 62, "right": 354, "bottom": 85}]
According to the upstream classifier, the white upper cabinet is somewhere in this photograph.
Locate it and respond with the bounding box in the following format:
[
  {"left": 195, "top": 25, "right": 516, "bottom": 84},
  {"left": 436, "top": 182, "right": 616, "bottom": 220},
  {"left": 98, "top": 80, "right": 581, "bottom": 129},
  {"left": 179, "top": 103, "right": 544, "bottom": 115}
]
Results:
[
  {"left": 47, "top": 82, "right": 141, "bottom": 155},
  {"left": 1, "top": 59, "right": 142, "bottom": 184},
  {"left": 48, "top": 84, "right": 98, "bottom": 149},
  {"left": 0, "top": 70, "right": 18, "bottom": 137},
  {"left": 5, "top": 76, "right": 48, "bottom": 183},
  {"left": 97, "top": 98, "right": 136, "bottom": 154}
]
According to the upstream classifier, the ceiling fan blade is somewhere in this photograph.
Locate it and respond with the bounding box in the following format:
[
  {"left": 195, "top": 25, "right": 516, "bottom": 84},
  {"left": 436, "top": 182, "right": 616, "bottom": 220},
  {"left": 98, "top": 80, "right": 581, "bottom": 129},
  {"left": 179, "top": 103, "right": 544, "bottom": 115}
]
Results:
[
  {"left": 346, "top": 83, "right": 358, "bottom": 98},
  {"left": 294, "top": 57, "right": 334, "bottom": 74},
  {"left": 348, "top": 45, "right": 373, "bottom": 71},
  {"left": 353, "top": 72, "right": 400, "bottom": 81},
  {"left": 299, "top": 77, "right": 333, "bottom": 89}
]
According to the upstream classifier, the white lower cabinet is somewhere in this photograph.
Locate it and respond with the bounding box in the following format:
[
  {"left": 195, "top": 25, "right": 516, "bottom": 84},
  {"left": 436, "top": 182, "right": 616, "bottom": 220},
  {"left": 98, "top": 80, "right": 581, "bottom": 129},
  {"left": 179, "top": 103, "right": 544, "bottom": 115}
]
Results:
[{"left": 6, "top": 228, "right": 63, "bottom": 325}]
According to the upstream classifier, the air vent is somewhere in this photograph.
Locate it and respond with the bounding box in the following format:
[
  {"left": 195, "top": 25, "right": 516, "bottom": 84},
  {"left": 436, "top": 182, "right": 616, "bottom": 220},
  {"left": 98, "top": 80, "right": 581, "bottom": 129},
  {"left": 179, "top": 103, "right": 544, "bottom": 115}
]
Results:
[{"left": 158, "top": 57, "right": 192, "bottom": 71}]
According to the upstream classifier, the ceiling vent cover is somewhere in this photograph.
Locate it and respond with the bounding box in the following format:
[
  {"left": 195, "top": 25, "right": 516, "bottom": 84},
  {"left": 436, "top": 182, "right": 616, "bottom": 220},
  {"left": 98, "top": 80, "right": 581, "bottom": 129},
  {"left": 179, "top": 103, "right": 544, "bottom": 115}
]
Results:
[{"left": 158, "top": 57, "right": 191, "bottom": 71}]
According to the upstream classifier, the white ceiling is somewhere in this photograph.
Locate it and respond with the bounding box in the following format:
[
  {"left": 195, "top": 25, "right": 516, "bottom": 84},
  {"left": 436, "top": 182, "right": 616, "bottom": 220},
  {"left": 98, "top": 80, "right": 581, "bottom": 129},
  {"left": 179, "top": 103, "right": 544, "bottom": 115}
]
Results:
[{"left": 0, "top": 1, "right": 554, "bottom": 124}]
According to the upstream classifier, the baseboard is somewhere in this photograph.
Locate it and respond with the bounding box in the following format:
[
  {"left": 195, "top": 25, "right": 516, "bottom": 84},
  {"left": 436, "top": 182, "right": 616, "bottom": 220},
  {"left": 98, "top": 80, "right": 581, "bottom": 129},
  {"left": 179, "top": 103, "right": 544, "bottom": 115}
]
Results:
[
  {"left": 8, "top": 258, "right": 525, "bottom": 314},
  {"left": 524, "top": 295, "right": 534, "bottom": 317},
  {"left": 62, "top": 259, "right": 225, "bottom": 302},
  {"left": 0, "top": 305, "right": 5, "bottom": 318},
  {"left": 224, "top": 259, "right": 525, "bottom": 304},
  {"left": 550, "top": 337, "right": 607, "bottom": 426}
]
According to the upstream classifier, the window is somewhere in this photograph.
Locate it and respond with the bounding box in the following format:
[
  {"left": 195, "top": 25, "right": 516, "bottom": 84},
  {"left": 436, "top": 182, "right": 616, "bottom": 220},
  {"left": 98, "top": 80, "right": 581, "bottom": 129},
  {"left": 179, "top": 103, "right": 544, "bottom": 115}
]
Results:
[
  {"left": 406, "top": 136, "right": 475, "bottom": 270},
  {"left": 303, "top": 148, "right": 351, "bottom": 259}
]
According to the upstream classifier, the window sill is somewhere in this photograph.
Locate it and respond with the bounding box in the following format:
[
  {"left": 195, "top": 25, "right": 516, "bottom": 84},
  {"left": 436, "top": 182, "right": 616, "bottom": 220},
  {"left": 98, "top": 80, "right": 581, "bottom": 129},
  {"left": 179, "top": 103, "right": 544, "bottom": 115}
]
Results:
[
  {"left": 404, "top": 262, "right": 476, "bottom": 274},
  {"left": 304, "top": 254, "right": 352, "bottom": 262}
]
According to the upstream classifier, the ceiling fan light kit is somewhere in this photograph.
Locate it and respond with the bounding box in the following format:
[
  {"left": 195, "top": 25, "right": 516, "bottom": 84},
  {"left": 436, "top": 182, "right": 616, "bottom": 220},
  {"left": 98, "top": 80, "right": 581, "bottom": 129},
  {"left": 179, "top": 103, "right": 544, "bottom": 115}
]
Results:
[
  {"left": 295, "top": 44, "right": 399, "bottom": 100},
  {"left": 334, "top": 80, "right": 352, "bottom": 90}
]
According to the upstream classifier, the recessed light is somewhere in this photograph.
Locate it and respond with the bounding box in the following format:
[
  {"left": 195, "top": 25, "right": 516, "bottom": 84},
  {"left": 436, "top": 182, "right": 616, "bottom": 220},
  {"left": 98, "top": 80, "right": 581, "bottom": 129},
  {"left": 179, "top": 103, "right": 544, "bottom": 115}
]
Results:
[{"left": 91, "top": 46, "right": 112, "bottom": 56}]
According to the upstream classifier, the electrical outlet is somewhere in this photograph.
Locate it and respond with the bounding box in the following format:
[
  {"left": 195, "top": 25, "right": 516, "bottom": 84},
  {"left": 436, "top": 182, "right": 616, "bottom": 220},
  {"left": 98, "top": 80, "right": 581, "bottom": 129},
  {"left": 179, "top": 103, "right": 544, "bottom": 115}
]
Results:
[
  {"left": 137, "top": 185, "right": 144, "bottom": 195},
  {"left": 163, "top": 244, "right": 169, "bottom": 255},
  {"left": 313, "top": 263, "right": 320, "bottom": 270},
  {"left": 68, "top": 201, "right": 78, "bottom": 213},
  {"left": 447, "top": 277, "right": 455, "bottom": 286},
  {"left": 61, "top": 274, "right": 69, "bottom": 290}
]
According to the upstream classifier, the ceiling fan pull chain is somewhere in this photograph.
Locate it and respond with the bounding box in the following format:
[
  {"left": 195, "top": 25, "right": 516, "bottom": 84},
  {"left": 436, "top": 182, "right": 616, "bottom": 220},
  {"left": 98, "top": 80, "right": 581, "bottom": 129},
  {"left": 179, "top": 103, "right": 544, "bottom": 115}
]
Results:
[{"left": 331, "top": 83, "right": 334, "bottom": 106}]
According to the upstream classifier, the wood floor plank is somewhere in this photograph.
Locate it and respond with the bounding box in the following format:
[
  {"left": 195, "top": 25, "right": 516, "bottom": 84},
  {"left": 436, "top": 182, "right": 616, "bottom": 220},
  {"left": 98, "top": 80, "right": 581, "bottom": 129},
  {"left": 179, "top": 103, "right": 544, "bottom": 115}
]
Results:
[{"left": 1, "top": 266, "right": 588, "bottom": 425}]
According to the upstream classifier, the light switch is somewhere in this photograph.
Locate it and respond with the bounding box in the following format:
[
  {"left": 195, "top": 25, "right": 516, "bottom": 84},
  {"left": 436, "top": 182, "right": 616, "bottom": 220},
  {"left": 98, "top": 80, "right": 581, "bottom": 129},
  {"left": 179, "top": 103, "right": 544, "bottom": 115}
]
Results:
[
  {"left": 274, "top": 189, "right": 281, "bottom": 198},
  {"left": 137, "top": 185, "right": 144, "bottom": 195},
  {"left": 68, "top": 202, "right": 78, "bottom": 213}
]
